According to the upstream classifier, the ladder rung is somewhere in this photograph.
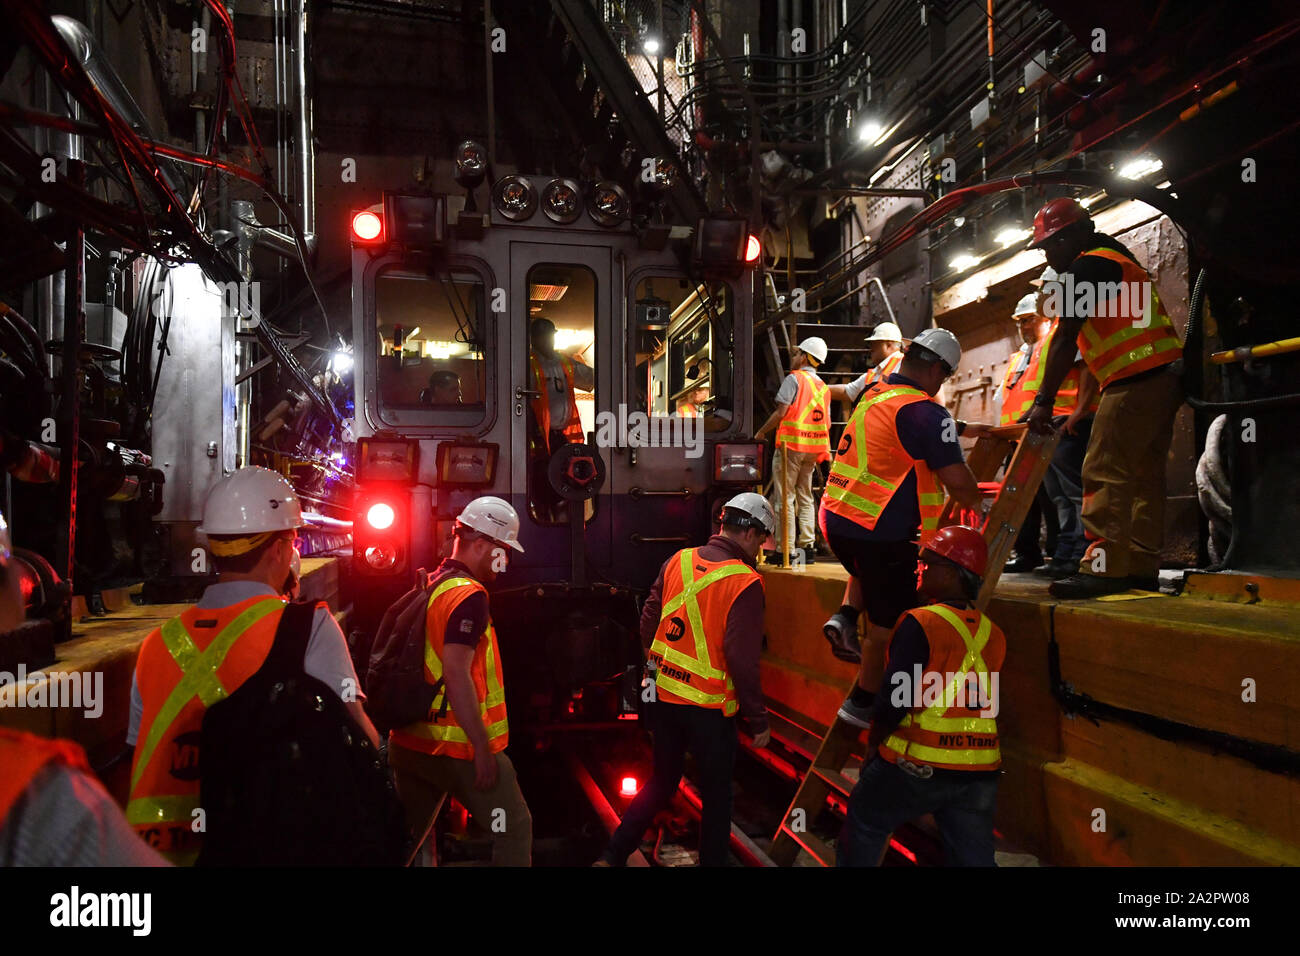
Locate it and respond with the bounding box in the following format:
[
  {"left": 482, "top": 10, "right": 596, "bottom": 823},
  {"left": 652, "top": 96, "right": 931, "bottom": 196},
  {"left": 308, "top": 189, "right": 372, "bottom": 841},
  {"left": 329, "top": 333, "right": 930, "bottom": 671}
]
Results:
[
  {"left": 778, "top": 823, "right": 836, "bottom": 866},
  {"left": 810, "top": 765, "right": 856, "bottom": 796}
]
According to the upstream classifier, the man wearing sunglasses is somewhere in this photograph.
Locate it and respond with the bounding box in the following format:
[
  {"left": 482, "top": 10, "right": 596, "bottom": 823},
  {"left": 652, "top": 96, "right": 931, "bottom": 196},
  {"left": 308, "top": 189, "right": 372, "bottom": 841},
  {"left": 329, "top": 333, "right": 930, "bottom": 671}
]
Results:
[{"left": 838, "top": 525, "right": 1006, "bottom": 866}]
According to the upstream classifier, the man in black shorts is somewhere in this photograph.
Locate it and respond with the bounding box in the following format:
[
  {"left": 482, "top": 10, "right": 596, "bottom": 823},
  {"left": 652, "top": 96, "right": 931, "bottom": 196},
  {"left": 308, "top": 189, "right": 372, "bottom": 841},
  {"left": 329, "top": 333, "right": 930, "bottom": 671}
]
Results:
[{"left": 818, "top": 328, "right": 985, "bottom": 723}]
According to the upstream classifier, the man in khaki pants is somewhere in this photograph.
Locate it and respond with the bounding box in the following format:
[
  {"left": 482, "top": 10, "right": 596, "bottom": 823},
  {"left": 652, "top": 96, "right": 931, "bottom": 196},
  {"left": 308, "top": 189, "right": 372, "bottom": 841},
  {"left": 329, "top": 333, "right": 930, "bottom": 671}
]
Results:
[
  {"left": 755, "top": 336, "right": 830, "bottom": 564},
  {"left": 388, "top": 497, "right": 533, "bottom": 865},
  {"left": 1023, "top": 198, "right": 1185, "bottom": 598}
]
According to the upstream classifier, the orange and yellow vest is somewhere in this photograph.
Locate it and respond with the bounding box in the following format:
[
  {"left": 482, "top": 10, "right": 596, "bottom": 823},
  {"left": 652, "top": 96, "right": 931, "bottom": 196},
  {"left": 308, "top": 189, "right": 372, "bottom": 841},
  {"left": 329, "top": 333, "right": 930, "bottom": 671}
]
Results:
[
  {"left": 776, "top": 367, "right": 830, "bottom": 459},
  {"left": 998, "top": 345, "right": 1035, "bottom": 426},
  {"left": 530, "top": 353, "right": 585, "bottom": 453},
  {"left": 390, "top": 575, "right": 509, "bottom": 760},
  {"left": 1072, "top": 247, "right": 1183, "bottom": 390},
  {"left": 823, "top": 383, "right": 946, "bottom": 544},
  {"left": 1024, "top": 319, "right": 1098, "bottom": 418},
  {"left": 864, "top": 349, "right": 904, "bottom": 391},
  {"left": 648, "top": 548, "right": 762, "bottom": 716},
  {"left": 127, "top": 595, "right": 286, "bottom": 864},
  {"left": 878, "top": 604, "right": 1006, "bottom": 772},
  {"left": 677, "top": 402, "right": 700, "bottom": 418},
  {"left": 0, "top": 728, "right": 91, "bottom": 822}
]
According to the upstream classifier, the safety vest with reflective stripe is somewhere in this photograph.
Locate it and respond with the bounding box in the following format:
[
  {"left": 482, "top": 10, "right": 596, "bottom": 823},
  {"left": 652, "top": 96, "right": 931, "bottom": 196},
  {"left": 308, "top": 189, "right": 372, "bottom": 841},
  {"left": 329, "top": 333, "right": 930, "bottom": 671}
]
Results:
[
  {"left": 1021, "top": 319, "right": 1097, "bottom": 418},
  {"left": 127, "top": 595, "right": 286, "bottom": 865},
  {"left": 1072, "top": 246, "right": 1183, "bottom": 390},
  {"left": 677, "top": 402, "right": 700, "bottom": 418},
  {"left": 998, "top": 345, "right": 1035, "bottom": 426},
  {"left": 530, "top": 353, "right": 585, "bottom": 453},
  {"left": 863, "top": 349, "right": 904, "bottom": 391},
  {"left": 823, "top": 383, "right": 947, "bottom": 544},
  {"left": 648, "top": 548, "right": 762, "bottom": 715},
  {"left": 879, "top": 603, "right": 1006, "bottom": 771},
  {"left": 389, "top": 575, "right": 509, "bottom": 760},
  {"left": 0, "top": 728, "right": 91, "bottom": 823},
  {"left": 776, "top": 368, "right": 831, "bottom": 458}
]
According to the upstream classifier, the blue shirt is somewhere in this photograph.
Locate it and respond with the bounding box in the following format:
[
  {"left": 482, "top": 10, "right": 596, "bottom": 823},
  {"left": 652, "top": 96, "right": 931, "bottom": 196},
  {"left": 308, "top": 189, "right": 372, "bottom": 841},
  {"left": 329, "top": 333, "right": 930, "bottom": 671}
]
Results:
[{"left": 824, "top": 373, "right": 963, "bottom": 542}]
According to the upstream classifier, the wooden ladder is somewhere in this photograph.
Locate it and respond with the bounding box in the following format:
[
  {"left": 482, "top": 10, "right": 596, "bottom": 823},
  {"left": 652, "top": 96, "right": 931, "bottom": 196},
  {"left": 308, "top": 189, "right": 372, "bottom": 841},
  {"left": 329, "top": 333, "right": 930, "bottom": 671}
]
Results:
[{"left": 768, "top": 423, "right": 1061, "bottom": 866}]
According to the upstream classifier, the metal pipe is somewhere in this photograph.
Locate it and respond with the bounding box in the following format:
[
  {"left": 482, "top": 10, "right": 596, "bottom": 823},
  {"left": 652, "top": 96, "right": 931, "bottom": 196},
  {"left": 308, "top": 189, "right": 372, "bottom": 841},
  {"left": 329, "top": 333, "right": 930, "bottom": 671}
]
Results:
[
  {"left": 301, "top": 511, "right": 354, "bottom": 531},
  {"left": 1211, "top": 337, "right": 1300, "bottom": 365},
  {"left": 295, "top": 0, "right": 316, "bottom": 238},
  {"left": 56, "top": 159, "right": 85, "bottom": 630}
]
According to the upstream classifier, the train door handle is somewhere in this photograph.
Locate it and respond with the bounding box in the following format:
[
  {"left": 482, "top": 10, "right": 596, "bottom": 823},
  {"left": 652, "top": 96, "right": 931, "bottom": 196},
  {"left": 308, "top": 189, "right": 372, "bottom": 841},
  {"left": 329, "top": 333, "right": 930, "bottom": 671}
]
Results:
[{"left": 515, "top": 387, "right": 542, "bottom": 399}]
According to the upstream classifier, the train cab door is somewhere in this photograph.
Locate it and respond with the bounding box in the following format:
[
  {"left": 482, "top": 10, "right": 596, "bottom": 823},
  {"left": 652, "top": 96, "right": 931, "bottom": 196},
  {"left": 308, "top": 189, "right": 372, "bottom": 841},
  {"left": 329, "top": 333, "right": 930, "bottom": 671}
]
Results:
[{"left": 508, "top": 241, "right": 613, "bottom": 577}]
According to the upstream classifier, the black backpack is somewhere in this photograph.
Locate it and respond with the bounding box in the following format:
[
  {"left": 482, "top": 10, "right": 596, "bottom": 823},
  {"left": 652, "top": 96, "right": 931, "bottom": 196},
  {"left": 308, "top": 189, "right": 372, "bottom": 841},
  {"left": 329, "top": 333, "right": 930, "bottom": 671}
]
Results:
[
  {"left": 197, "top": 601, "right": 409, "bottom": 866},
  {"left": 364, "top": 570, "right": 440, "bottom": 734}
]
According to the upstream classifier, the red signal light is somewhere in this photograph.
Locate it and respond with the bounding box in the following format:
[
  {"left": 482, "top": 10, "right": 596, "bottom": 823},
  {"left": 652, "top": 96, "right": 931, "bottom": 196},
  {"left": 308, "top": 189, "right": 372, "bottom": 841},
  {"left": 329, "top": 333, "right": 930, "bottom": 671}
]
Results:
[
  {"left": 620, "top": 776, "right": 639, "bottom": 796},
  {"left": 366, "top": 502, "right": 395, "bottom": 530},
  {"left": 744, "top": 234, "right": 762, "bottom": 263},
  {"left": 352, "top": 210, "right": 383, "bottom": 242}
]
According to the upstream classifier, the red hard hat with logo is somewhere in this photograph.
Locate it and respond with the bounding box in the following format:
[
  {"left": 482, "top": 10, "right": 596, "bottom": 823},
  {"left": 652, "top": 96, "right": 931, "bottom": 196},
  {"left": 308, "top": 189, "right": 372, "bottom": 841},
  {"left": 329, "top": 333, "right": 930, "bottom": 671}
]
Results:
[
  {"left": 924, "top": 525, "right": 988, "bottom": 576},
  {"left": 1029, "top": 197, "right": 1090, "bottom": 248}
]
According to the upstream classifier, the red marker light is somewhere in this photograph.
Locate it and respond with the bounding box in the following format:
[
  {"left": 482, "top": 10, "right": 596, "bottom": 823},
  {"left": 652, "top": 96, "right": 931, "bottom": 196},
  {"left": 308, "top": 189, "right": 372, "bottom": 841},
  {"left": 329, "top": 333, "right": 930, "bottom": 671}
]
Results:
[
  {"left": 744, "top": 234, "right": 762, "bottom": 263},
  {"left": 352, "top": 210, "right": 383, "bottom": 241},
  {"left": 620, "top": 776, "right": 639, "bottom": 796},
  {"left": 366, "top": 502, "right": 395, "bottom": 530}
]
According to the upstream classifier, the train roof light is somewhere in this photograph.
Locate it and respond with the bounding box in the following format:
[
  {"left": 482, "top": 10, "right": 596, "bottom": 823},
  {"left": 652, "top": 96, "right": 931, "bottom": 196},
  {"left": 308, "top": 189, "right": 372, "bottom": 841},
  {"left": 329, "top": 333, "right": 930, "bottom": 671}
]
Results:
[
  {"left": 745, "top": 234, "right": 762, "bottom": 263},
  {"left": 351, "top": 210, "right": 384, "bottom": 243},
  {"left": 588, "top": 181, "right": 629, "bottom": 227},
  {"left": 542, "top": 178, "right": 582, "bottom": 224},
  {"left": 383, "top": 193, "right": 446, "bottom": 249},
  {"left": 436, "top": 440, "right": 499, "bottom": 487},
  {"left": 693, "top": 218, "right": 755, "bottom": 279},
  {"left": 356, "top": 437, "right": 418, "bottom": 482},
  {"left": 455, "top": 140, "right": 488, "bottom": 189},
  {"left": 494, "top": 175, "right": 537, "bottom": 221}
]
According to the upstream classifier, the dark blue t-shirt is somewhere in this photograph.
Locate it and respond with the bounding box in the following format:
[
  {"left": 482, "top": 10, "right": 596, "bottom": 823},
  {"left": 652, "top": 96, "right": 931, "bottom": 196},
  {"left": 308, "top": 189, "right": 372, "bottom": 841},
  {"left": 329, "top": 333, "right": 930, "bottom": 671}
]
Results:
[{"left": 825, "top": 373, "right": 964, "bottom": 542}]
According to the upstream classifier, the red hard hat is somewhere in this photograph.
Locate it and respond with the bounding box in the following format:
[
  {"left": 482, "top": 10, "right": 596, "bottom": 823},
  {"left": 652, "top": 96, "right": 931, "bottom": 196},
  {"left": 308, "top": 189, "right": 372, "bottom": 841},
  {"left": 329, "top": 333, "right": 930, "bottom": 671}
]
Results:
[
  {"left": 1029, "top": 197, "right": 1090, "bottom": 248},
  {"left": 924, "top": 525, "right": 988, "bottom": 576}
]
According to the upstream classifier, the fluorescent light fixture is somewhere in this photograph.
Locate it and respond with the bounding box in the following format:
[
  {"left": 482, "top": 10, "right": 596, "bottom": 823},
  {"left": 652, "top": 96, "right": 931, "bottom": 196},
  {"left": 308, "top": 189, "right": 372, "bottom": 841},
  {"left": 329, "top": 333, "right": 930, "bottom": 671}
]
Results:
[
  {"left": 1078, "top": 192, "right": 1105, "bottom": 209},
  {"left": 950, "top": 254, "right": 980, "bottom": 272},
  {"left": 643, "top": 37, "right": 661, "bottom": 55},
  {"left": 1118, "top": 156, "right": 1163, "bottom": 180},
  {"left": 330, "top": 351, "right": 353, "bottom": 374},
  {"left": 996, "top": 227, "right": 1030, "bottom": 248},
  {"left": 406, "top": 327, "right": 421, "bottom": 340}
]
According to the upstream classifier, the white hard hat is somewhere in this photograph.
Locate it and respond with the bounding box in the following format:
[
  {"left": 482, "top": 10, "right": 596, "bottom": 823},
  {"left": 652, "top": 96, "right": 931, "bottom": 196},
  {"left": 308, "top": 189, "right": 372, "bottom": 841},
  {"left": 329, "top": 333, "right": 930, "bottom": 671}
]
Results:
[
  {"left": 721, "top": 492, "right": 775, "bottom": 536},
  {"left": 457, "top": 496, "right": 525, "bottom": 553},
  {"left": 863, "top": 322, "right": 903, "bottom": 344},
  {"left": 1013, "top": 293, "right": 1038, "bottom": 318},
  {"left": 797, "top": 336, "right": 828, "bottom": 364},
  {"left": 198, "top": 467, "right": 304, "bottom": 535},
  {"left": 1031, "top": 266, "right": 1058, "bottom": 287},
  {"left": 909, "top": 327, "right": 962, "bottom": 371}
]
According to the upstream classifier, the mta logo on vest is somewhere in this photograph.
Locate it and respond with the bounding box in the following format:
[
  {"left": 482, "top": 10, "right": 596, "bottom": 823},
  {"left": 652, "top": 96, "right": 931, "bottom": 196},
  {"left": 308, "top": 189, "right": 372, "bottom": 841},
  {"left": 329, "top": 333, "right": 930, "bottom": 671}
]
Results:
[
  {"left": 169, "top": 731, "right": 201, "bottom": 781},
  {"left": 837, "top": 432, "right": 852, "bottom": 455},
  {"left": 664, "top": 616, "right": 686, "bottom": 642},
  {"left": 811, "top": 408, "right": 824, "bottom": 423}
]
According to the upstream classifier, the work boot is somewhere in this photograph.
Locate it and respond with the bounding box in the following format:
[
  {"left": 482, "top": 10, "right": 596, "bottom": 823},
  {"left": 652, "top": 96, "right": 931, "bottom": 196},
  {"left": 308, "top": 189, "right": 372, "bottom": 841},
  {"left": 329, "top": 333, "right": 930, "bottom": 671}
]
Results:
[
  {"left": 802, "top": 547, "right": 817, "bottom": 565},
  {"left": 1004, "top": 552, "right": 1042, "bottom": 573},
  {"left": 822, "top": 610, "right": 861, "bottom": 664},
  {"left": 1049, "top": 574, "right": 1134, "bottom": 599},
  {"left": 1034, "top": 558, "right": 1077, "bottom": 579}
]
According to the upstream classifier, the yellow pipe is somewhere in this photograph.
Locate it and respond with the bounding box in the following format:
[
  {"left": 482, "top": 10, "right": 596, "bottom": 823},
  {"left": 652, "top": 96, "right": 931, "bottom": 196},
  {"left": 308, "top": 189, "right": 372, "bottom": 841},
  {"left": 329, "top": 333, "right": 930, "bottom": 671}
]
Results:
[{"left": 1210, "top": 336, "right": 1300, "bottom": 365}]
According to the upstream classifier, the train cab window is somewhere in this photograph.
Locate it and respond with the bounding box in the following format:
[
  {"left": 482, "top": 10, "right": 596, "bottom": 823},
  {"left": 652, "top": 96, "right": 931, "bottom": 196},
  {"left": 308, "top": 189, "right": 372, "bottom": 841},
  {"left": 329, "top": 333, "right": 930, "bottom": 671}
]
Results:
[
  {"left": 632, "top": 278, "right": 733, "bottom": 426},
  {"left": 525, "top": 264, "right": 597, "bottom": 525},
  {"left": 374, "top": 270, "right": 485, "bottom": 418}
]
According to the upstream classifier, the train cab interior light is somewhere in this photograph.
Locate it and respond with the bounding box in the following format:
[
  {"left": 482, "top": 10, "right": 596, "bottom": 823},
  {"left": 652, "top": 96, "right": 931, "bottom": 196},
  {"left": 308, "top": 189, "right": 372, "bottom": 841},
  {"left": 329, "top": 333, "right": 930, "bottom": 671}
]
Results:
[
  {"left": 356, "top": 437, "right": 419, "bottom": 482},
  {"left": 494, "top": 175, "right": 537, "bottom": 221},
  {"left": 351, "top": 210, "right": 384, "bottom": 243},
  {"left": 436, "top": 440, "right": 499, "bottom": 486},
  {"left": 714, "top": 442, "right": 765, "bottom": 483}
]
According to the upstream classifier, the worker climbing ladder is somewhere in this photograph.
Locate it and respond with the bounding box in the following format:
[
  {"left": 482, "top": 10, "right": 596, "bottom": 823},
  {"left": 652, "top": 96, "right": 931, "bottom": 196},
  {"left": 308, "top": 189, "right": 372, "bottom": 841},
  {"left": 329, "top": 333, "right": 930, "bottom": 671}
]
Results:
[{"left": 768, "top": 423, "right": 1061, "bottom": 866}]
